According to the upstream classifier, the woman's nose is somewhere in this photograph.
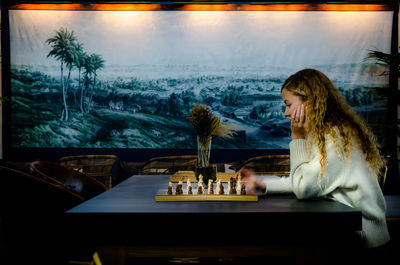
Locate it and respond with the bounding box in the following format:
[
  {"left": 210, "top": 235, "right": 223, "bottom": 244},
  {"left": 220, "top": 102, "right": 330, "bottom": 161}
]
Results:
[{"left": 284, "top": 109, "right": 290, "bottom": 117}]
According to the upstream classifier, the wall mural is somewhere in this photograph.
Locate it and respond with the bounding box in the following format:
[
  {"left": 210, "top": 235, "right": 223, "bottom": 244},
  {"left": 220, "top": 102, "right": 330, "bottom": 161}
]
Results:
[{"left": 9, "top": 10, "right": 392, "bottom": 150}]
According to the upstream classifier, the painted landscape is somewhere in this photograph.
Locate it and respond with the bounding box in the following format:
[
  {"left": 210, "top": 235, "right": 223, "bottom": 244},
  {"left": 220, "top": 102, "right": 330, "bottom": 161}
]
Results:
[{"left": 9, "top": 10, "right": 393, "bottom": 150}]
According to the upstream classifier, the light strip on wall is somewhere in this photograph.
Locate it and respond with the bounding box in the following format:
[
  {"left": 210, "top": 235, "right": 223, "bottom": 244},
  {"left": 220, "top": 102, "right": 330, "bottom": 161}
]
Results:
[{"left": 7, "top": 3, "right": 394, "bottom": 11}]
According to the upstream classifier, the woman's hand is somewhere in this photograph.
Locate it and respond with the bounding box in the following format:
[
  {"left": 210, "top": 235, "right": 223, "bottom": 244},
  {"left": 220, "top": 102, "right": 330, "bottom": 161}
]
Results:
[
  {"left": 291, "top": 104, "right": 307, "bottom": 139},
  {"left": 236, "top": 168, "right": 266, "bottom": 193}
]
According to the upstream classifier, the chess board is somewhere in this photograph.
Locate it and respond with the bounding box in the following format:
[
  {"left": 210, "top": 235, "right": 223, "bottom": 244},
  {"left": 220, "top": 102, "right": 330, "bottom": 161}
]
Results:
[
  {"left": 156, "top": 171, "right": 257, "bottom": 202},
  {"left": 155, "top": 189, "right": 258, "bottom": 202}
]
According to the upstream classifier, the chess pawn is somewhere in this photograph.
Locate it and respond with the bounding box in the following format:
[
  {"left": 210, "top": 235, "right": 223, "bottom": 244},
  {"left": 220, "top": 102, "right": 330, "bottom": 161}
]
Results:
[
  {"left": 197, "top": 185, "right": 203, "bottom": 195},
  {"left": 167, "top": 182, "right": 173, "bottom": 195},
  {"left": 241, "top": 183, "right": 246, "bottom": 195},
  {"left": 188, "top": 185, "right": 193, "bottom": 195}
]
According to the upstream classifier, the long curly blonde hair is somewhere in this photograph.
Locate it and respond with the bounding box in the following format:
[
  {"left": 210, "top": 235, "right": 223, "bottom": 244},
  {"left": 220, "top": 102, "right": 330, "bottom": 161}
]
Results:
[{"left": 282, "top": 68, "right": 384, "bottom": 178}]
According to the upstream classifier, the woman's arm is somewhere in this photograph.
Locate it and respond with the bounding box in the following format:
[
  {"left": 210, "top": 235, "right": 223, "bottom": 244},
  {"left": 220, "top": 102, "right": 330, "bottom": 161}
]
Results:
[{"left": 289, "top": 138, "right": 345, "bottom": 199}]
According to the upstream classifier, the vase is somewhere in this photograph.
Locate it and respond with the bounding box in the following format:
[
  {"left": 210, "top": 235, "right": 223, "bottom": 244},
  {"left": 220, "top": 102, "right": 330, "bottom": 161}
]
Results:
[
  {"left": 194, "top": 136, "right": 216, "bottom": 188},
  {"left": 197, "top": 136, "right": 212, "bottom": 168}
]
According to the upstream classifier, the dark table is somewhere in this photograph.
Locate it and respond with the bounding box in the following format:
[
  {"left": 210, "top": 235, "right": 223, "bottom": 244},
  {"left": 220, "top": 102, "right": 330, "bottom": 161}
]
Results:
[{"left": 66, "top": 175, "right": 362, "bottom": 265}]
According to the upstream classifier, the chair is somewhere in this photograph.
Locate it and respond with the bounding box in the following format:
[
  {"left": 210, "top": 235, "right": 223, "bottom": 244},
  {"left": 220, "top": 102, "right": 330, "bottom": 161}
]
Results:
[
  {"left": 0, "top": 165, "right": 100, "bottom": 265},
  {"left": 0, "top": 165, "right": 84, "bottom": 214},
  {"left": 139, "top": 155, "right": 198, "bottom": 175},
  {"left": 30, "top": 161, "right": 107, "bottom": 201},
  {"left": 59, "top": 155, "right": 118, "bottom": 189},
  {"left": 229, "top": 154, "right": 290, "bottom": 176}
]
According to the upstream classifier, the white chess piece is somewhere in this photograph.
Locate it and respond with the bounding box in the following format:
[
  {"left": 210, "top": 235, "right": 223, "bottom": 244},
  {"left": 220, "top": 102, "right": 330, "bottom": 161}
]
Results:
[
  {"left": 207, "top": 179, "right": 212, "bottom": 194},
  {"left": 236, "top": 175, "right": 242, "bottom": 195},
  {"left": 197, "top": 174, "right": 204, "bottom": 189},
  {"left": 227, "top": 181, "right": 231, "bottom": 194},
  {"left": 215, "top": 179, "right": 221, "bottom": 194},
  {"left": 198, "top": 174, "right": 204, "bottom": 189},
  {"left": 186, "top": 178, "right": 191, "bottom": 194}
]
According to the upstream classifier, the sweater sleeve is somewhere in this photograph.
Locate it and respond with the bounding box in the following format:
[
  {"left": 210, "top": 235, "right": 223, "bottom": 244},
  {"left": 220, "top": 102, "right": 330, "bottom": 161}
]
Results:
[
  {"left": 289, "top": 139, "right": 345, "bottom": 199},
  {"left": 260, "top": 175, "right": 293, "bottom": 194}
]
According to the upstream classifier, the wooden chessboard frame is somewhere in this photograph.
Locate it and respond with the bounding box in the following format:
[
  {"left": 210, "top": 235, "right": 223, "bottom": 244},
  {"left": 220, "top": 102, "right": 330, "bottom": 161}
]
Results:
[
  {"left": 156, "top": 171, "right": 258, "bottom": 202},
  {"left": 155, "top": 189, "right": 258, "bottom": 202}
]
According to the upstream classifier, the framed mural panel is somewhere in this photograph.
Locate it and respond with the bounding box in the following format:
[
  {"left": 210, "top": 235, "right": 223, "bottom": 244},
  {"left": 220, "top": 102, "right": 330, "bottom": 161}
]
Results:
[{"left": 1, "top": 2, "right": 396, "bottom": 162}]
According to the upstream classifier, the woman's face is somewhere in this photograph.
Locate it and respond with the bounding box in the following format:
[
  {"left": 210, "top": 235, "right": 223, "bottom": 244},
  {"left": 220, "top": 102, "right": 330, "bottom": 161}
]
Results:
[{"left": 281, "top": 88, "right": 305, "bottom": 119}]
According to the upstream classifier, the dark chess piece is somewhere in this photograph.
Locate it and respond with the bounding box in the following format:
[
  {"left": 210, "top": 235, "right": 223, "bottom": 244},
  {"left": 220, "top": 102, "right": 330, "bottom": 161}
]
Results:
[
  {"left": 230, "top": 177, "right": 237, "bottom": 194},
  {"left": 219, "top": 182, "right": 224, "bottom": 195},
  {"left": 176, "top": 183, "right": 183, "bottom": 195},
  {"left": 167, "top": 184, "right": 173, "bottom": 195},
  {"left": 241, "top": 183, "right": 246, "bottom": 195},
  {"left": 188, "top": 186, "right": 193, "bottom": 195},
  {"left": 198, "top": 186, "right": 203, "bottom": 194}
]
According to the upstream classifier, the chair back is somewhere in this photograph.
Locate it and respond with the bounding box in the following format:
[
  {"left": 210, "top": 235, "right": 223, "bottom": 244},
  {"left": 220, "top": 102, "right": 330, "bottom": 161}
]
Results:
[
  {"left": 0, "top": 165, "right": 84, "bottom": 213},
  {"left": 229, "top": 154, "right": 290, "bottom": 176},
  {"left": 139, "top": 155, "right": 198, "bottom": 175},
  {"left": 59, "top": 155, "right": 117, "bottom": 189},
  {"left": 30, "top": 161, "right": 107, "bottom": 201}
]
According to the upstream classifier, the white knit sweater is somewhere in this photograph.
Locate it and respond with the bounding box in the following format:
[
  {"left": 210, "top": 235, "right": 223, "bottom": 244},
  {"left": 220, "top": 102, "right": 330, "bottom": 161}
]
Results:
[{"left": 264, "top": 138, "right": 390, "bottom": 248}]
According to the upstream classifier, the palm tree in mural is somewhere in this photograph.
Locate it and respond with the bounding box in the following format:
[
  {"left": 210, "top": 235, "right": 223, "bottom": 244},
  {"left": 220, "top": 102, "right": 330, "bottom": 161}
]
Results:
[
  {"left": 81, "top": 53, "right": 104, "bottom": 113},
  {"left": 82, "top": 53, "right": 93, "bottom": 113},
  {"left": 64, "top": 41, "right": 81, "bottom": 106},
  {"left": 86, "top": 53, "right": 105, "bottom": 113},
  {"left": 45, "top": 27, "right": 77, "bottom": 121},
  {"left": 90, "top": 53, "right": 105, "bottom": 91},
  {"left": 71, "top": 42, "right": 85, "bottom": 108}
]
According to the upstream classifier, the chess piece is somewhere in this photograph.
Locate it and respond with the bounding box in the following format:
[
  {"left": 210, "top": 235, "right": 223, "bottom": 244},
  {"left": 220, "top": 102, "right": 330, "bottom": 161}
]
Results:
[
  {"left": 215, "top": 179, "right": 221, "bottom": 194},
  {"left": 198, "top": 174, "right": 204, "bottom": 188},
  {"left": 230, "top": 177, "right": 236, "bottom": 194},
  {"left": 208, "top": 179, "right": 214, "bottom": 195},
  {"left": 167, "top": 182, "right": 173, "bottom": 195},
  {"left": 176, "top": 181, "right": 183, "bottom": 195},
  {"left": 197, "top": 178, "right": 204, "bottom": 194},
  {"left": 197, "top": 185, "right": 203, "bottom": 195},
  {"left": 198, "top": 174, "right": 203, "bottom": 184},
  {"left": 219, "top": 181, "right": 224, "bottom": 195},
  {"left": 241, "top": 183, "right": 246, "bottom": 195},
  {"left": 187, "top": 178, "right": 192, "bottom": 195},
  {"left": 236, "top": 175, "right": 242, "bottom": 195}
]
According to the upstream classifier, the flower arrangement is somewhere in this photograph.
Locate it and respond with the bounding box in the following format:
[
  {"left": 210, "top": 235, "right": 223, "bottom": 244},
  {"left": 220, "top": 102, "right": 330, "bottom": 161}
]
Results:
[{"left": 187, "top": 104, "right": 236, "bottom": 168}]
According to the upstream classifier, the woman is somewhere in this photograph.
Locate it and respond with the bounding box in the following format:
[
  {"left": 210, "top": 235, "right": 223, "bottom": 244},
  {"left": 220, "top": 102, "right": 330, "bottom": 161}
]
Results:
[{"left": 240, "top": 68, "right": 389, "bottom": 248}]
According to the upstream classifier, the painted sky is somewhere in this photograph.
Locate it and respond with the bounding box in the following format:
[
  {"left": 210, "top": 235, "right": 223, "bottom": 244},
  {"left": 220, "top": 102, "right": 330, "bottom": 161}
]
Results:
[{"left": 9, "top": 10, "right": 392, "bottom": 68}]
